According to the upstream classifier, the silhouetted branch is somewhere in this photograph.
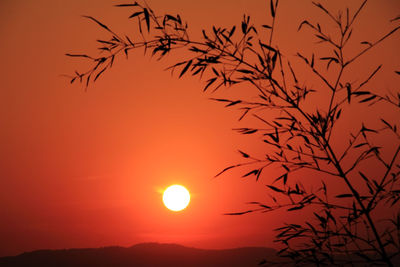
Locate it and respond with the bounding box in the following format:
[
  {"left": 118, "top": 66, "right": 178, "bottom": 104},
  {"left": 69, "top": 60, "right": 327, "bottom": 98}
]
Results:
[{"left": 67, "top": 0, "right": 400, "bottom": 265}]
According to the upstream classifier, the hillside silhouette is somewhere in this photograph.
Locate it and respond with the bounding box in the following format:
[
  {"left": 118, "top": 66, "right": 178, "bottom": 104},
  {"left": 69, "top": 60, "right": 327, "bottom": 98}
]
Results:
[{"left": 0, "top": 243, "right": 279, "bottom": 267}]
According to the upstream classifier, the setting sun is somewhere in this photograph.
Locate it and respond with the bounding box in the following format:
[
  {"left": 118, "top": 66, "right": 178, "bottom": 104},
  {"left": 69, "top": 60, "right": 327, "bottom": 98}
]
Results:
[{"left": 162, "top": 185, "right": 190, "bottom": 212}]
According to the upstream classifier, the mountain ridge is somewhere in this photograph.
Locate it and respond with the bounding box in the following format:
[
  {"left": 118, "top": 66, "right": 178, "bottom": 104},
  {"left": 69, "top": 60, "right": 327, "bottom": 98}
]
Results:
[{"left": 0, "top": 242, "right": 279, "bottom": 267}]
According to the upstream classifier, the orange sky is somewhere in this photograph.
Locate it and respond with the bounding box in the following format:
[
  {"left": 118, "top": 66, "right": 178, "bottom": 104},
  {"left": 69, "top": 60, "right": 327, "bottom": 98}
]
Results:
[{"left": 0, "top": 0, "right": 399, "bottom": 257}]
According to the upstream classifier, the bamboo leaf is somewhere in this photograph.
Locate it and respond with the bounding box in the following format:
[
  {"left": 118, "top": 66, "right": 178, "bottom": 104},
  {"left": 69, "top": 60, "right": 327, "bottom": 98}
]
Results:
[
  {"left": 129, "top": 11, "right": 143, "bottom": 18},
  {"left": 143, "top": 8, "right": 150, "bottom": 32},
  {"left": 259, "top": 42, "right": 276, "bottom": 52},
  {"left": 335, "top": 193, "right": 353, "bottom": 198},
  {"left": 381, "top": 118, "right": 393, "bottom": 129},
  {"left": 115, "top": 3, "right": 139, "bottom": 7},
  {"left": 65, "top": 53, "right": 92, "bottom": 59},
  {"left": 238, "top": 150, "right": 250, "bottom": 158},
  {"left": 243, "top": 169, "right": 259, "bottom": 178},
  {"left": 352, "top": 91, "right": 370, "bottom": 96},
  {"left": 215, "top": 165, "right": 238, "bottom": 177},
  {"left": 267, "top": 185, "right": 284, "bottom": 193},
  {"left": 225, "top": 210, "right": 254, "bottom": 215},
  {"left": 274, "top": 173, "right": 288, "bottom": 185},
  {"left": 287, "top": 205, "right": 304, "bottom": 211},
  {"left": 298, "top": 20, "right": 310, "bottom": 31},
  {"left": 359, "top": 95, "right": 377, "bottom": 103},
  {"left": 226, "top": 100, "right": 241, "bottom": 107},
  {"left": 270, "top": 0, "right": 275, "bottom": 18},
  {"left": 229, "top": 25, "right": 236, "bottom": 37},
  {"left": 256, "top": 168, "right": 263, "bottom": 182},
  {"left": 346, "top": 83, "right": 351, "bottom": 103},
  {"left": 204, "top": 77, "right": 217, "bottom": 92},
  {"left": 241, "top": 20, "right": 247, "bottom": 34},
  {"left": 94, "top": 66, "right": 107, "bottom": 81},
  {"left": 82, "top": 16, "right": 112, "bottom": 33},
  {"left": 179, "top": 60, "right": 192, "bottom": 78},
  {"left": 237, "top": 69, "right": 254, "bottom": 74}
]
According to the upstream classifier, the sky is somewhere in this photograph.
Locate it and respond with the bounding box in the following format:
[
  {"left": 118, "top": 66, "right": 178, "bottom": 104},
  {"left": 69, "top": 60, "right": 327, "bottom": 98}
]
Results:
[{"left": 0, "top": 0, "right": 399, "bottom": 257}]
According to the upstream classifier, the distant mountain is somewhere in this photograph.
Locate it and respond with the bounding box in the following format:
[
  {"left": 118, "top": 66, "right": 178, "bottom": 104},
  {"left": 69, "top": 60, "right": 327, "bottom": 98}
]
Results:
[{"left": 0, "top": 243, "right": 279, "bottom": 267}]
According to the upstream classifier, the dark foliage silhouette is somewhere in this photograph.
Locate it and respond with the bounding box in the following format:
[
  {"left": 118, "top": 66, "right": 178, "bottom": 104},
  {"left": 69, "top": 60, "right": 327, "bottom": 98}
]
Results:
[{"left": 66, "top": 1, "right": 400, "bottom": 265}]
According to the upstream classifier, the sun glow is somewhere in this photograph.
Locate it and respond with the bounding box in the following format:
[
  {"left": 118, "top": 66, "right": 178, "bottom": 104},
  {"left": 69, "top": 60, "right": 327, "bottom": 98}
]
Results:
[{"left": 163, "top": 185, "right": 190, "bottom": 212}]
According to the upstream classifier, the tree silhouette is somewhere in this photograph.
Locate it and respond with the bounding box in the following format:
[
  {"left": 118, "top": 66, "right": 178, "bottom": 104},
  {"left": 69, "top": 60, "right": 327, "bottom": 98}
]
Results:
[{"left": 66, "top": 1, "right": 400, "bottom": 265}]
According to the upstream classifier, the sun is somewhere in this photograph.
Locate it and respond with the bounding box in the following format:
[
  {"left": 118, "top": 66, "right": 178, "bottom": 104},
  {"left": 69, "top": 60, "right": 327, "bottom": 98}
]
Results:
[{"left": 163, "top": 185, "right": 190, "bottom": 212}]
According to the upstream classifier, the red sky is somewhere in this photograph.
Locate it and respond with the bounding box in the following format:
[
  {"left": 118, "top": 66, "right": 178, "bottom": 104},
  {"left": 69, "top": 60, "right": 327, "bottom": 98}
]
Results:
[{"left": 0, "top": 0, "right": 399, "bottom": 257}]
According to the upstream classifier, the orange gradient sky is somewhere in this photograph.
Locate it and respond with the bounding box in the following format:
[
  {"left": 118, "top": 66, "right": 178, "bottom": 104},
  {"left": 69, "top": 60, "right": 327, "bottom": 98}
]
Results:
[{"left": 0, "top": 0, "right": 399, "bottom": 257}]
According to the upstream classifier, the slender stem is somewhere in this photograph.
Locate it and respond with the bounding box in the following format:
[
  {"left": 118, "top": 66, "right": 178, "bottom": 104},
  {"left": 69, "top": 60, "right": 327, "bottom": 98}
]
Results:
[
  {"left": 321, "top": 136, "right": 394, "bottom": 266},
  {"left": 268, "top": 3, "right": 277, "bottom": 47},
  {"left": 345, "top": 26, "right": 400, "bottom": 67}
]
